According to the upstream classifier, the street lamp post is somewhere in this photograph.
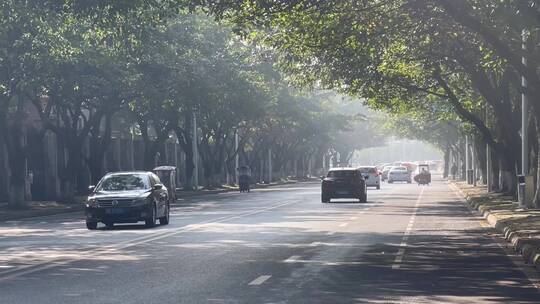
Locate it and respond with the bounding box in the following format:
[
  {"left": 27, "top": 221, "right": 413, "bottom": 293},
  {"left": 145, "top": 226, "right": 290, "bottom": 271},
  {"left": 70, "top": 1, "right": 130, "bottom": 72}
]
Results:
[
  {"left": 486, "top": 106, "right": 493, "bottom": 191},
  {"left": 521, "top": 29, "right": 529, "bottom": 176},
  {"left": 192, "top": 112, "right": 199, "bottom": 189}
]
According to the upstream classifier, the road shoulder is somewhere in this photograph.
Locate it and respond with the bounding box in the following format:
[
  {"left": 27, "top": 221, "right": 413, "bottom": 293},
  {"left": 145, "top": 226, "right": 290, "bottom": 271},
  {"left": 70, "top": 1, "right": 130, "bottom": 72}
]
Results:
[{"left": 450, "top": 181, "right": 540, "bottom": 272}]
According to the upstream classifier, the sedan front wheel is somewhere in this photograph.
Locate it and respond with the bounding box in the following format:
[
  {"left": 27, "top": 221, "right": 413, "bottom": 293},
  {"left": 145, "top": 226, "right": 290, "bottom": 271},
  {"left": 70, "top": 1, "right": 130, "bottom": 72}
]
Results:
[
  {"left": 159, "top": 204, "right": 170, "bottom": 225},
  {"left": 86, "top": 221, "right": 97, "bottom": 230},
  {"left": 145, "top": 204, "right": 157, "bottom": 228}
]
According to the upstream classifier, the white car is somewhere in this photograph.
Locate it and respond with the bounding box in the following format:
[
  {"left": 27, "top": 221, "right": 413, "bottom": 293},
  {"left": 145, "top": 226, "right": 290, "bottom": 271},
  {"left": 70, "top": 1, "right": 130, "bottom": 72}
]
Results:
[
  {"left": 388, "top": 166, "right": 412, "bottom": 183},
  {"left": 357, "top": 166, "right": 381, "bottom": 189},
  {"left": 381, "top": 166, "right": 393, "bottom": 181}
]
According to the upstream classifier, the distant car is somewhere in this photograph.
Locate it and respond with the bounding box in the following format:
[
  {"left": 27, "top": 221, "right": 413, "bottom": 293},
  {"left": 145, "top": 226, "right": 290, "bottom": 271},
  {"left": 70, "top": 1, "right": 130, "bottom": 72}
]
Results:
[
  {"left": 381, "top": 166, "right": 393, "bottom": 181},
  {"left": 85, "top": 171, "right": 170, "bottom": 230},
  {"left": 321, "top": 168, "right": 367, "bottom": 203},
  {"left": 400, "top": 162, "right": 417, "bottom": 173},
  {"left": 388, "top": 166, "right": 412, "bottom": 183},
  {"left": 357, "top": 166, "right": 381, "bottom": 189}
]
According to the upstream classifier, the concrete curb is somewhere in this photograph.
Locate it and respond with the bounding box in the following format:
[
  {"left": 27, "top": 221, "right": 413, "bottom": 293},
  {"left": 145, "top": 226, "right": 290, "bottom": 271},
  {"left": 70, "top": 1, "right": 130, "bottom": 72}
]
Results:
[{"left": 451, "top": 183, "right": 540, "bottom": 272}]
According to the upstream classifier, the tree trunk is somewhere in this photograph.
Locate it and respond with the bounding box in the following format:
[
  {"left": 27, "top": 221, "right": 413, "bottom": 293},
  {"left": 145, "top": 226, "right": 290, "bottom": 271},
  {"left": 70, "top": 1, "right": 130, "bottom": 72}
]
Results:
[
  {"left": 5, "top": 110, "right": 27, "bottom": 208},
  {"left": 475, "top": 139, "right": 487, "bottom": 185},
  {"left": 491, "top": 147, "right": 500, "bottom": 191},
  {"left": 7, "top": 146, "right": 26, "bottom": 209},
  {"left": 60, "top": 141, "right": 85, "bottom": 202},
  {"left": 498, "top": 156, "right": 516, "bottom": 195},
  {"left": 532, "top": 119, "right": 540, "bottom": 207},
  {"left": 88, "top": 113, "right": 113, "bottom": 184},
  {"left": 443, "top": 148, "right": 450, "bottom": 178},
  {"left": 88, "top": 153, "right": 104, "bottom": 185}
]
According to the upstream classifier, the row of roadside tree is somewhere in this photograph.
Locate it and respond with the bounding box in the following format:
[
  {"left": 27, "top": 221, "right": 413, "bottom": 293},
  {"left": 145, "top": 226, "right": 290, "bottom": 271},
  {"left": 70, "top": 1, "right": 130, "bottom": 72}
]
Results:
[
  {"left": 6, "top": 1, "right": 536, "bottom": 207},
  {"left": 203, "top": 0, "right": 540, "bottom": 207},
  {"left": 0, "top": 2, "right": 383, "bottom": 208}
]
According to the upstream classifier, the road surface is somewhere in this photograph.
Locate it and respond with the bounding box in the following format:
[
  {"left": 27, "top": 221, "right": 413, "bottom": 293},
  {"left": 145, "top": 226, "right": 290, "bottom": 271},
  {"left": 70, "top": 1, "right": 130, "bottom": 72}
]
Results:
[{"left": 1, "top": 178, "right": 539, "bottom": 303}]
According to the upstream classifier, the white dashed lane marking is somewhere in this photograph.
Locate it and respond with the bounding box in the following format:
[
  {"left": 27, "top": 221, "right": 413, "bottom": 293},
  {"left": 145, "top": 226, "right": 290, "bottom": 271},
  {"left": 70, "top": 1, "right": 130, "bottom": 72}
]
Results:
[
  {"left": 248, "top": 275, "right": 272, "bottom": 285},
  {"left": 284, "top": 255, "right": 301, "bottom": 263}
]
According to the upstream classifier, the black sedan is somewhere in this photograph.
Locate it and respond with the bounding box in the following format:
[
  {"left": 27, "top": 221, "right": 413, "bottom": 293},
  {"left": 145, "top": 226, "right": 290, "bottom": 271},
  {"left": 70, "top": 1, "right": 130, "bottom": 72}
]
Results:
[
  {"left": 321, "top": 168, "right": 367, "bottom": 203},
  {"left": 85, "top": 172, "right": 170, "bottom": 230}
]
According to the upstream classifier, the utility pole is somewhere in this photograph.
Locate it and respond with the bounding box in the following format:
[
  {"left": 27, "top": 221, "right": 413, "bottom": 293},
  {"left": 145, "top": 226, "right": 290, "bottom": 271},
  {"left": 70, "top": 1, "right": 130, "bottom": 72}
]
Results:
[
  {"left": 456, "top": 138, "right": 461, "bottom": 180},
  {"left": 235, "top": 130, "right": 239, "bottom": 185},
  {"left": 192, "top": 113, "right": 199, "bottom": 189},
  {"left": 308, "top": 156, "right": 312, "bottom": 177},
  {"left": 521, "top": 29, "right": 529, "bottom": 176},
  {"left": 472, "top": 136, "right": 477, "bottom": 187},
  {"left": 486, "top": 106, "right": 493, "bottom": 191},
  {"left": 465, "top": 135, "right": 470, "bottom": 183}
]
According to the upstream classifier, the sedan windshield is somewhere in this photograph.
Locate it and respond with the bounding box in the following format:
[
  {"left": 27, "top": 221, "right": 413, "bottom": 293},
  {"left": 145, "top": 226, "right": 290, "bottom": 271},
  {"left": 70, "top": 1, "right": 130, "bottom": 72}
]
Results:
[{"left": 96, "top": 174, "right": 150, "bottom": 191}]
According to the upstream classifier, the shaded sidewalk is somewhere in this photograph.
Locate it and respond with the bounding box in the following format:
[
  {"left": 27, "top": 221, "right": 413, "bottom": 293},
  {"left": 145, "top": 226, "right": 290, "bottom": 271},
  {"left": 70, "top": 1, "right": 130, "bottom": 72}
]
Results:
[
  {"left": 452, "top": 181, "right": 540, "bottom": 271},
  {"left": 0, "top": 200, "right": 84, "bottom": 221},
  {"left": 0, "top": 178, "right": 315, "bottom": 221}
]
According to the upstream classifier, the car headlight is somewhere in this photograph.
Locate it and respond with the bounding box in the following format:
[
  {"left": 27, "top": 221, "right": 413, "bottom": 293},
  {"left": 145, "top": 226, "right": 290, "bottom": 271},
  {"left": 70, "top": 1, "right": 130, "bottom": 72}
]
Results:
[{"left": 86, "top": 198, "right": 98, "bottom": 208}]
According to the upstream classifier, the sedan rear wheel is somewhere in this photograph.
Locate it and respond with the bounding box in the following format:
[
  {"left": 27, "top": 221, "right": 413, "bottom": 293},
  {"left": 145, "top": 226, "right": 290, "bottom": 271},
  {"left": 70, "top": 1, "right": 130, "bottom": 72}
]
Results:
[
  {"left": 321, "top": 193, "right": 330, "bottom": 203},
  {"left": 359, "top": 191, "right": 367, "bottom": 203}
]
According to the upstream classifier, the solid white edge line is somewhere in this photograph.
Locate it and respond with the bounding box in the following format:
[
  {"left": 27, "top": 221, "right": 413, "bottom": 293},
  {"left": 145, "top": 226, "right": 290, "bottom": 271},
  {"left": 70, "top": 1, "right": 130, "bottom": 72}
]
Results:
[{"left": 392, "top": 187, "right": 424, "bottom": 270}]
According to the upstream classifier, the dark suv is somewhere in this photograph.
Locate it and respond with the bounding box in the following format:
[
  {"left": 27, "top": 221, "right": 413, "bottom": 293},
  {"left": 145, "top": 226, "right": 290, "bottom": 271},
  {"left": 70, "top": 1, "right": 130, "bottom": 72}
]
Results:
[
  {"left": 321, "top": 168, "right": 367, "bottom": 203},
  {"left": 85, "top": 172, "right": 170, "bottom": 230}
]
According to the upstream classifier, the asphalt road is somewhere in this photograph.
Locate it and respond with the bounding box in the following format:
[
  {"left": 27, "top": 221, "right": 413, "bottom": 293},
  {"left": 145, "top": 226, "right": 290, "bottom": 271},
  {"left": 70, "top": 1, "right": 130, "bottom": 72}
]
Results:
[{"left": 1, "top": 178, "right": 539, "bottom": 303}]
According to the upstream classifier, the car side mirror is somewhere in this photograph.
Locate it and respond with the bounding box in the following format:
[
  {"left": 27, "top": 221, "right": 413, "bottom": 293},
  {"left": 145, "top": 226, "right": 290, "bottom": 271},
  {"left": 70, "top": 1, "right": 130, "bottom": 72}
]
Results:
[
  {"left": 88, "top": 185, "right": 95, "bottom": 194},
  {"left": 153, "top": 184, "right": 163, "bottom": 190},
  {"left": 320, "top": 176, "right": 325, "bottom": 180}
]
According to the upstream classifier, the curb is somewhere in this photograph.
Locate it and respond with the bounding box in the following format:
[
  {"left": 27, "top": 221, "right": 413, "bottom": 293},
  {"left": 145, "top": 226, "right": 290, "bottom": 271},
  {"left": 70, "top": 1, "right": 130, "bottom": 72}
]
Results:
[{"left": 451, "top": 183, "right": 540, "bottom": 272}]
